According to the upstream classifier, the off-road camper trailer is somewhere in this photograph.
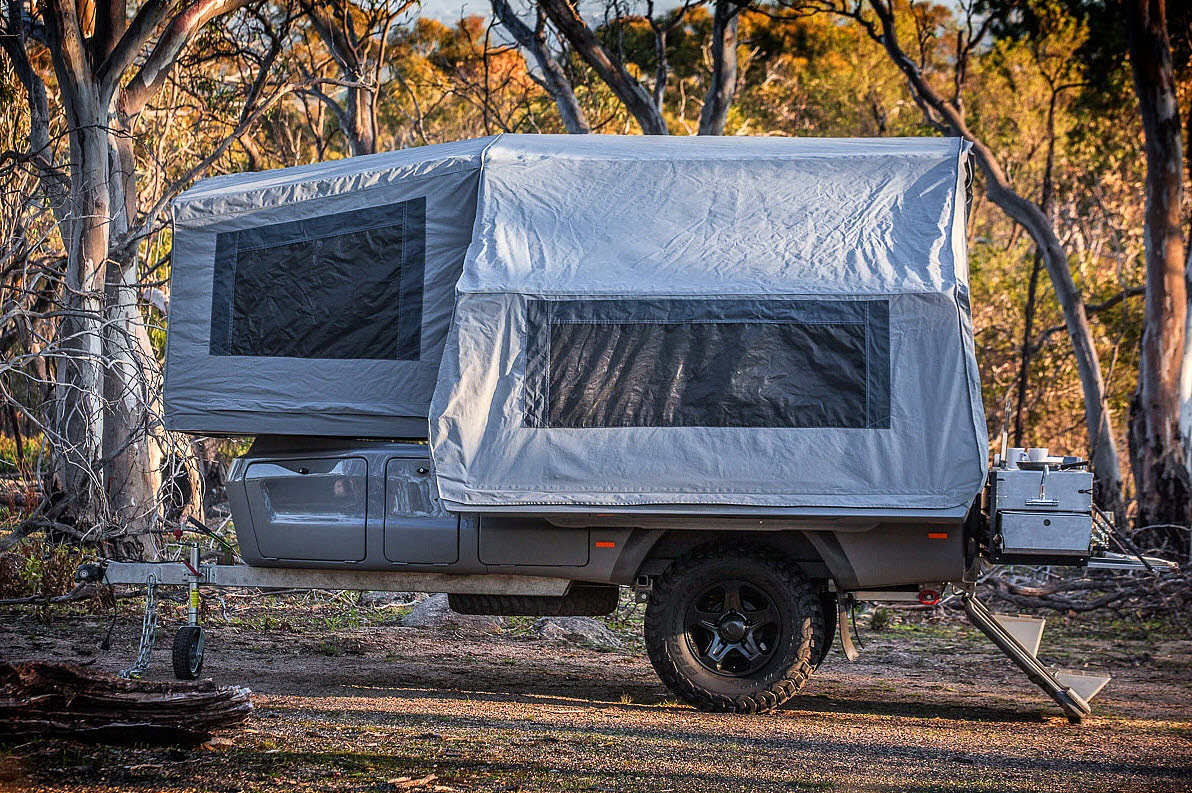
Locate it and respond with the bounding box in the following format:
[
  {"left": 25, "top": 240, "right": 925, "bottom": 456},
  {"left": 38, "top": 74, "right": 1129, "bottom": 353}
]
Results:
[{"left": 79, "top": 135, "right": 1175, "bottom": 720}]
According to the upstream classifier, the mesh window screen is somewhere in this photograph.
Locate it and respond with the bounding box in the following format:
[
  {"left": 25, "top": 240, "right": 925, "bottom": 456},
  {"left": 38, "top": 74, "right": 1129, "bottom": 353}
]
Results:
[
  {"left": 209, "top": 198, "right": 425, "bottom": 360},
  {"left": 524, "top": 298, "right": 890, "bottom": 429}
]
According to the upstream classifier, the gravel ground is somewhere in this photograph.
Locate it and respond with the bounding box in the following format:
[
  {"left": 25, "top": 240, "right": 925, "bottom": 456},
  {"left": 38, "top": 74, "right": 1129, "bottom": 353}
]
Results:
[{"left": 1, "top": 599, "right": 1190, "bottom": 792}]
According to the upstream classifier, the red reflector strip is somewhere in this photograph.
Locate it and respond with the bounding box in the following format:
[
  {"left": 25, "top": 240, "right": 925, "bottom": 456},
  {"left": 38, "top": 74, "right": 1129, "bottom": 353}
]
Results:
[
  {"left": 594, "top": 541, "right": 616, "bottom": 549},
  {"left": 927, "top": 532, "right": 948, "bottom": 539}
]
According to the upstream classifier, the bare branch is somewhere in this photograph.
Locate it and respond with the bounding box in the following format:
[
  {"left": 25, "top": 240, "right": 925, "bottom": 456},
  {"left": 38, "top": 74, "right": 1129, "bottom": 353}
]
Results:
[
  {"left": 96, "top": 0, "right": 174, "bottom": 95},
  {"left": 492, "top": 0, "right": 591, "bottom": 133},
  {"left": 538, "top": 0, "right": 667, "bottom": 134},
  {"left": 121, "top": 0, "right": 256, "bottom": 117}
]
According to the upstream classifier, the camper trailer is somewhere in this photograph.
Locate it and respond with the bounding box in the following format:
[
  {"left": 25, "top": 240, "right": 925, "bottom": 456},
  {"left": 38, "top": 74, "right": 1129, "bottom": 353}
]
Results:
[{"left": 78, "top": 135, "right": 1173, "bottom": 721}]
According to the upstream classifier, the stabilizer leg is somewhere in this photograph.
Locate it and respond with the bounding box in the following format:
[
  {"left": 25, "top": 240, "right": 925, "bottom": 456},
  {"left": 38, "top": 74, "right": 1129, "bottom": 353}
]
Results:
[{"left": 962, "top": 592, "right": 1092, "bottom": 723}]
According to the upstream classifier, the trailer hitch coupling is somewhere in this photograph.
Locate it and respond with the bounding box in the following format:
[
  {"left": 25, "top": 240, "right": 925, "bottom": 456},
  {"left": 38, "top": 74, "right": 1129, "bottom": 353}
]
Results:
[{"left": 75, "top": 562, "right": 106, "bottom": 584}]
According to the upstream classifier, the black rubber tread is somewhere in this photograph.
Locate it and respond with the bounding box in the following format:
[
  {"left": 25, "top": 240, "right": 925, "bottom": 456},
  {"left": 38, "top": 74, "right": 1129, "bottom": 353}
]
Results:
[
  {"left": 448, "top": 584, "right": 621, "bottom": 616},
  {"left": 172, "top": 625, "right": 204, "bottom": 680},
  {"left": 644, "top": 545, "right": 826, "bottom": 714}
]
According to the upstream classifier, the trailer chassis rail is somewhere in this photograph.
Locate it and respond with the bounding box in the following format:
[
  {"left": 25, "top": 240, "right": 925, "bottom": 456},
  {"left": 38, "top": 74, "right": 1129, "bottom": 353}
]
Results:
[{"left": 76, "top": 551, "right": 573, "bottom": 679}]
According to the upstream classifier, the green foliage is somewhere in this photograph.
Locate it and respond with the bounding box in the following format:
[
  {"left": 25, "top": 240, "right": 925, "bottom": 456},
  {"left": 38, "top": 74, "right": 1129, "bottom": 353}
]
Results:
[
  {"left": 0, "top": 535, "right": 96, "bottom": 600},
  {"left": 0, "top": 0, "right": 1169, "bottom": 535},
  {"left": 960, "top": 0, "right": 1146, "bottom": 465},
  {"left": 0, "top": 434, "right": 46, "bottom": 474},
  {"left": 869, "top": 606, "right": 894, "bottom": 632}
]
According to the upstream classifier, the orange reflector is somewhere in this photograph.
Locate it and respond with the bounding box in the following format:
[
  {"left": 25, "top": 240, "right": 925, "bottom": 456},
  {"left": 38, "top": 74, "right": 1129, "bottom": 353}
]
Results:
[
  {"left": 927, "top": 532, "right": 948, "bottom": 539},
  {"left": 594, "top": 541, "right": 616, "bottom": 549}
]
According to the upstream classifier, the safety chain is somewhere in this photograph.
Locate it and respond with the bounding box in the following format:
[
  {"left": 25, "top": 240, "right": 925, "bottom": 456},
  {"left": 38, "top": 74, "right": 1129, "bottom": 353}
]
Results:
[{"left": 119, "top": 573, "right": 159, "bottom": 679}]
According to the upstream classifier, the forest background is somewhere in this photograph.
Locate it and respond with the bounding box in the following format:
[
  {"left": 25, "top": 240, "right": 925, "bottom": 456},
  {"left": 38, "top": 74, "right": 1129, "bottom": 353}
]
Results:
[{"left": 0, "top": 0, "right": 1190, "bottom": 607}]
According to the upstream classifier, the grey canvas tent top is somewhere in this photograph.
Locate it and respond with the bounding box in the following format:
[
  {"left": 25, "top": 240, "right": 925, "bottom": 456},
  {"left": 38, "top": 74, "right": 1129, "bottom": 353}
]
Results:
[
  {"left": 167, "top": 133, "right": 987, "bottom": 515},
  {"left": 427, "top": 135, "right": 986, "bottom": 513},
  {"left": 166, "top": 136, "right": 495, "bottom": 437}
]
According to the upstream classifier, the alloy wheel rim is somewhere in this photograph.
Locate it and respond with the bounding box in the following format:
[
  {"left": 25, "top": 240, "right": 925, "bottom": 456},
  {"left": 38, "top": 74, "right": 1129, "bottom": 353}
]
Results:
[{"left": 683, "top": 579, "right": 782, "bottom": 676}]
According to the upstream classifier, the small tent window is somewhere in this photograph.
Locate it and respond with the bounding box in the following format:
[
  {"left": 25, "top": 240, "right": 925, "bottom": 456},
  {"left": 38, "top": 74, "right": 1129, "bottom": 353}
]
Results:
[
  {"left": 209, "top": 198, "right": 425, "bottom": 360},
  {"left": 523, "top": 298, "right": 890, "bottom": 429}
]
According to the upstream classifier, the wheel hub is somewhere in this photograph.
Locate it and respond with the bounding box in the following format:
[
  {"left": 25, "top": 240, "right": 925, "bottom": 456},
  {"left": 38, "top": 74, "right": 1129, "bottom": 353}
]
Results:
[
  {"left": 684, "top": 579, "right": 782, "bottom": 677},
  {"left": 717, "top": 614, "right": 748, "bottom": 642}
]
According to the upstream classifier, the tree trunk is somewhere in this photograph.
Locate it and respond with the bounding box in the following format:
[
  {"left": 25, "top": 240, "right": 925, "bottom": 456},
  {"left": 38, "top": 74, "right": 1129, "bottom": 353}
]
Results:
[
  {"left": 346, "top": 84, "right": 377, "bottom": 156},
  {"left": 652, "top": 26, "right": 668, "bottom": 114},
  {"left": 1126, "top": 0, "right": 1191, "bottom": 537},
  {"left": 28, "top": 0, "right": 237, "bottom": 555},
  {"left": 984, "top": 148, "right": 1123, "bottom": 512},
  {"left": 857, "top": 0, "right": 1123, "bottom": 511},
  {"left": 300, "top": 0, "right": 379, "bottom": 156},
  {"left": 538, "top": 0, "right": 668, "bottom": 135},
  {"left": 492, "top": 0, "right": 591, "bottom": 134},
  {"left": 1013, "top": 252, "right": 1043, "bottom": 447},
  {"left": 698, "top": 0, "right": 739, "bottom": 136},
  {"left": 1014, "top": 90, "right": 1060, "bottom": 447},
  {"left": 54, "top": 93, "right": 110, "bottom": 534},
  {"left": 1184, "top": 284, "right": 1192, "bottom": 495},
  {"left": 1181, "top": 82, "right": 1192, "bottom": 494},
  {"left": 0, "top": 660, "right": 252, "bottom": 744},
  {"left": 101, "top": 129, "right": 161, "bottom": 557}
]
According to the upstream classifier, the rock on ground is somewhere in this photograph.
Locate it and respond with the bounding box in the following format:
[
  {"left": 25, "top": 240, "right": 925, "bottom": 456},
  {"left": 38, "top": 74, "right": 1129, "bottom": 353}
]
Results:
[
  {"left": 401, "top": 593, "right": 505, "bottom": 634},
  {"left": 534, "top": 616, "right": 622, "bottom": 650}
]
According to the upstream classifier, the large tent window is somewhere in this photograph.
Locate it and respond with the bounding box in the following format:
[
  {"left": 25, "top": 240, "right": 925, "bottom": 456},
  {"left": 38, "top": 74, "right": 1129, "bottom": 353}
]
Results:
[
  {"left": 209, "top": 198, "right": 425, "bottom": 360},
  {"left": 524, "top": 299, "right": 890, "bottom": 429}
]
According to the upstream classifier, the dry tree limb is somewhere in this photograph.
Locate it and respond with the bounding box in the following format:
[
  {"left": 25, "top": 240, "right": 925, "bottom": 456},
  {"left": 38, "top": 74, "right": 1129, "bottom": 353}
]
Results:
[
  {"left": 0, "top": 581, "right": 98, "bottom": 606},
  {"left": 0, "top": 660, "right": 252, "bottom": 744},
  {"left": 0, "top": 522, "right": 36, "bottom": 553},
  {"left": 980, "top": 568, "right": 1191, "bottom": 627}
]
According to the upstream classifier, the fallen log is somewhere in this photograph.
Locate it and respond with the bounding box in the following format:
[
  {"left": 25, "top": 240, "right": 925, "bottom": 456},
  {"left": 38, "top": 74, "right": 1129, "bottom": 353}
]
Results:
[
  {"left": 0, "top": 660, "right": 252, "bottom": 744},
  {"left": 0, "top": 581, "right": 96, "bottom": 606}
]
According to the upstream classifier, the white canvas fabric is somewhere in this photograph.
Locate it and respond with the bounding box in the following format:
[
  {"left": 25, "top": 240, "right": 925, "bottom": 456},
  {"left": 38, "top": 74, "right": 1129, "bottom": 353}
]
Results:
[
  {"left": 429, "top": 134, "right": 987, "bottom": 511},
  {"left": 167, "top": 133, "right": 987, "bottom": 513},
  {"left": 166, "top": 137, "right": 495, "bottom": 437}
]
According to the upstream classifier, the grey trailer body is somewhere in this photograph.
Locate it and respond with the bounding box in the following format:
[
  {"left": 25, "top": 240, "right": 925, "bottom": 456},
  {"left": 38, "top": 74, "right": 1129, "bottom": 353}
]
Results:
[
  {"left": 131, "top": 135, "right": 1178, "bottom": 720},
  {"left": 225, "top": 437, "right": 966, "bottom": 590}
]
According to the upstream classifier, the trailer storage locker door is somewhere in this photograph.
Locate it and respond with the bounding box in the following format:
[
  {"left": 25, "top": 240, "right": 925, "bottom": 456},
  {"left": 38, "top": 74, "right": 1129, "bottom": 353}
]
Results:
[{"left": 429, "top": 135, "right": 988, "bottom": 512}]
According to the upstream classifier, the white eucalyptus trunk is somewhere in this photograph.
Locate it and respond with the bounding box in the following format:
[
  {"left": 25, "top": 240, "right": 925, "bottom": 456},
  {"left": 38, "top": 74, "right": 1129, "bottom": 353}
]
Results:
[
  {"left": 100, "top": 130, "right": 161, "bottom": 555},
  {"left": 54, "top": 96, "right": 110, "bottom": 533}
]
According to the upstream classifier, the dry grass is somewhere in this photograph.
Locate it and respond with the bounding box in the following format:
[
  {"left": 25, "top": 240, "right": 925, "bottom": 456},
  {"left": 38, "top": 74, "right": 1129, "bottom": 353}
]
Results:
[{"left": 0, "top": 598, "right": 1189, "bottom": 792}]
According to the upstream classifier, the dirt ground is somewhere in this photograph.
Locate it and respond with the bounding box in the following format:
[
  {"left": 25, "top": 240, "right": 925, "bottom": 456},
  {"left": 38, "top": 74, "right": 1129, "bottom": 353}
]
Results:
[{"left": 1, "top": 597, "right": 1190, "bottom": 793}]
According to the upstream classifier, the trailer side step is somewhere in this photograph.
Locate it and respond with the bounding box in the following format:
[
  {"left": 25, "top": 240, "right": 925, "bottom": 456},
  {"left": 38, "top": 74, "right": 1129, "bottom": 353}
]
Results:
[
  {"left": 1052, "top": 669, "right": 1111, "bottom": 702},
  {"left": 1086, "top": 551, "right": 1179, "bottom": 572},
  {"left": 991, "top": 613, "right": 1045, "bottom": 656},
  {"left": 962, "top": 593, "right": 1097, "bottom": 723},
  {"left": 91, "top": 561, "right": 572, "bottom": 596}
]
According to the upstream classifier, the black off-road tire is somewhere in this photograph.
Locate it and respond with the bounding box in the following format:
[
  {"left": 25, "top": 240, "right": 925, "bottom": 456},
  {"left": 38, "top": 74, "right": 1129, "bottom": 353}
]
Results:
[
  {"left": 644, "top": 546, "right": 826, "bottom": 714},
  {"left": 172, "top": 625, "right": 205, "bottom": 680},
  {"left": 814, "top": 592, "right": 837, "bottom": 668},
  {"left": 448, "top": 584, "right": 620, "bottom": 616}
]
